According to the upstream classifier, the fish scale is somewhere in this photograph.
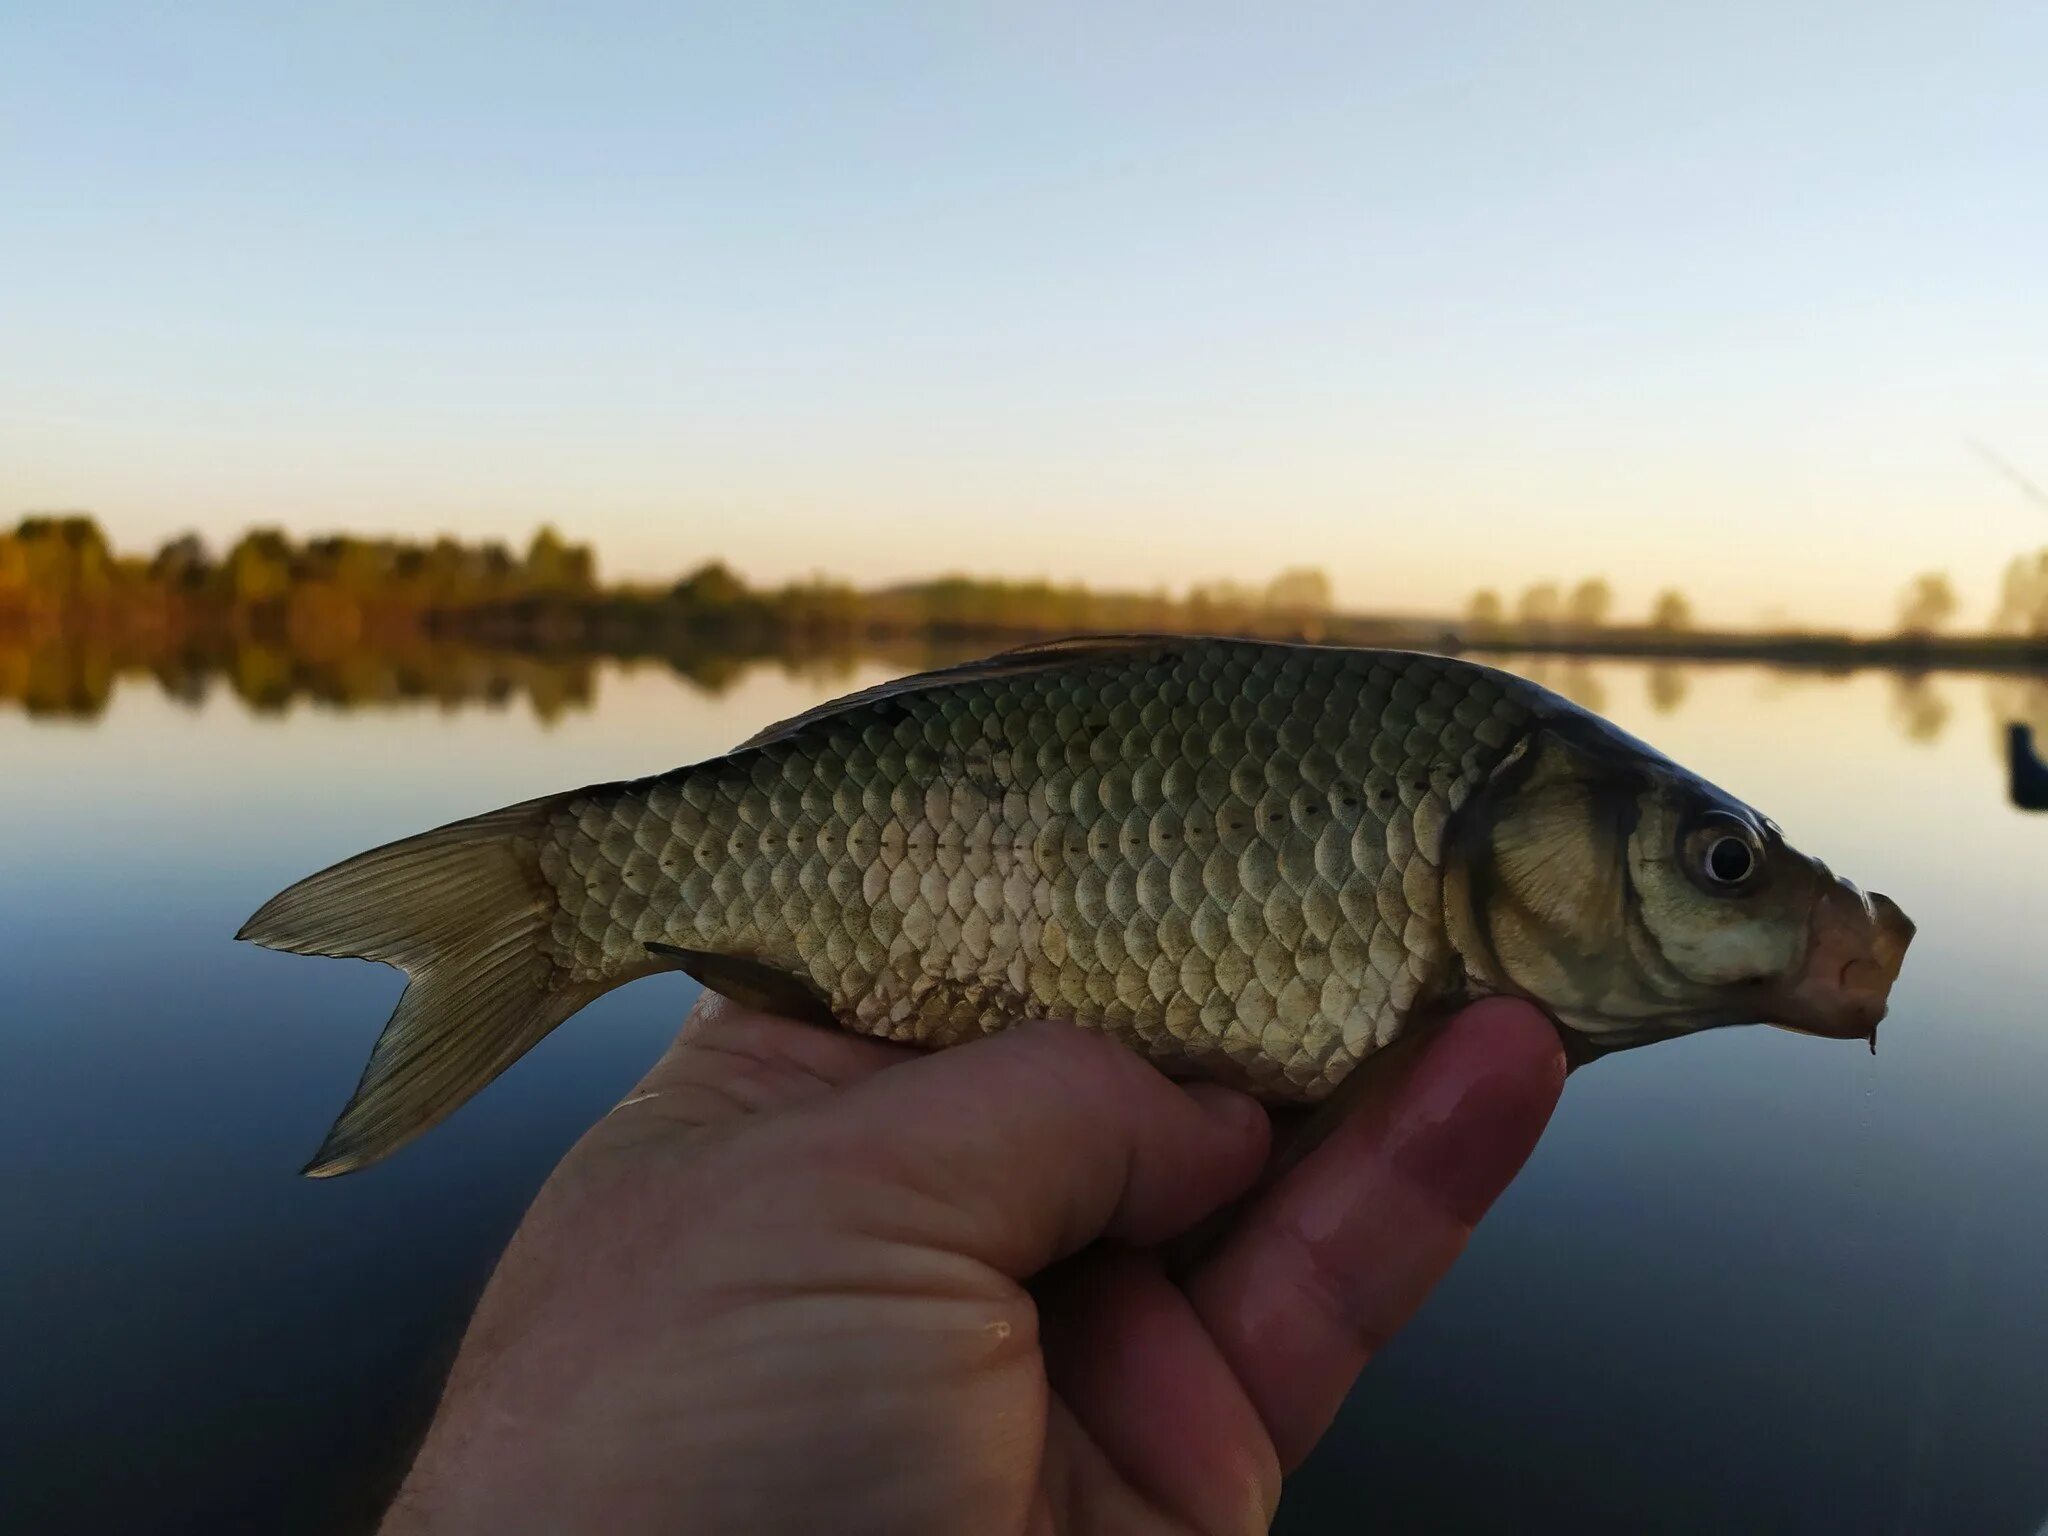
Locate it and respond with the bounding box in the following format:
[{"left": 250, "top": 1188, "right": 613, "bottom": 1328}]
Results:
[{"left": 533, "top": 643, "right": 1536, "bottom": 1098}]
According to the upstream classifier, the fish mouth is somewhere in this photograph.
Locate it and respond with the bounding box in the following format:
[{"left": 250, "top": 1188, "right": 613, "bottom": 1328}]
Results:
[{"left": 1768, "top": 884, "right": 1915, "bottom": 1044}]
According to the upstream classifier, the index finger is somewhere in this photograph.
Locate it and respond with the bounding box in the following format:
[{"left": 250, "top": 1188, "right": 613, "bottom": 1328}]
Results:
[{"left": 1181, "top": 998, "right": 1564, "bottom": 1467}]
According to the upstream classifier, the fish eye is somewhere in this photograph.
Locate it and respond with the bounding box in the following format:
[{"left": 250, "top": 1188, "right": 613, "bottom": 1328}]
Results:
[
  {"left": 1683, "top": 813, "right": 1765, "bottom": 894},
  {"left": 1705, "top": 836, "right": 1754, "bottom": 885}
]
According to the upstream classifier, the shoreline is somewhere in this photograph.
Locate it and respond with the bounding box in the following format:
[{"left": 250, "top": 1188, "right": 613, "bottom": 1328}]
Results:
[
  {"left": 9, "top": 601, "right": 2048, "bottom": 675},
  {"left": 1442, "top": 630, "right": 2048, "bottom": 675}
]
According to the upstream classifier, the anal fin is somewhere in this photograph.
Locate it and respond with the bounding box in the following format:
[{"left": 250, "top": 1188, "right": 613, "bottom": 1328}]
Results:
[{"left": 646, "top": 943, "right": 838, "bottom": 1028}]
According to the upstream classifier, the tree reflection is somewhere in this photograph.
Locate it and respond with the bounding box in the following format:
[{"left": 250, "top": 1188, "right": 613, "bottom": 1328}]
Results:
[
  {"left": 8, "top": 623, "right": 2044, "bottom": 810},
  {"left": 1988, "top": 674, "right": 2048, "bottom": 741},
  {"left": 0, "top": 629, "right": 602, "bottom": 723},
  {"left": 1513, "top": 657, "right": 1607, "bottom": 716},
  {"left": 1646, "top": 664, "right": 1689, "bottom": 714},
  {"left": 0, "top": 628, "right": 996, "bottom": 723},
  {"left": 1888, "top": 672, "right": 1949, "bottom": 744}
]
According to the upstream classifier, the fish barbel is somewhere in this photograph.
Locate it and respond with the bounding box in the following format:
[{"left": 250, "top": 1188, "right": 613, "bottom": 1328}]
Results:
[{"left": 241, "top": 637, "right": 1914, "bottom": 1175}]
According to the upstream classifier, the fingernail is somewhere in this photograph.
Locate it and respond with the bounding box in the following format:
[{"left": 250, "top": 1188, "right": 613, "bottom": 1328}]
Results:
[{"left": 1386, "top": 1000, "right": 1564, "bottom": 1225}]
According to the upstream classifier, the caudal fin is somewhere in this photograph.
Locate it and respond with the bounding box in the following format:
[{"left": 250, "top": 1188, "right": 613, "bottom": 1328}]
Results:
[{"left": 238, "top": 798, "right": 609, "bottom": 1177}]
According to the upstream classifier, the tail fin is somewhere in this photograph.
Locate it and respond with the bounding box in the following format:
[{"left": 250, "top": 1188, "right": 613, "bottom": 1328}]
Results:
[{"left": 238, "top": 798, "right": 611, "bottom": 1178}]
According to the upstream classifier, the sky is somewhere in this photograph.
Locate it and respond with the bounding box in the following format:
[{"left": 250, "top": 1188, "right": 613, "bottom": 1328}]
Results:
[{"left": 3, "top": 1, "right": 2045, "bottom": 631}]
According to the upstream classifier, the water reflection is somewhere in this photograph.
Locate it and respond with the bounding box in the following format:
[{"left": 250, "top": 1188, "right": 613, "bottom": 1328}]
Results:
[
  {"left": 0, "top": 629, "right": 976, "bottom": 723},
  {"left": 1988, "top": 673, "right": 2048, "bottom": 743},
  {"left": 1889, "top": 672, "right": 1950, "bottom": 745},
  {"left": 6, "top": 630, "right": 2045, "bottom": 789},
  {"left": 1646, "top": 663, "right": 1689, "bottom": 715},
  {"left": 0, "top": 628, "right": 598, "bottom": 721}
]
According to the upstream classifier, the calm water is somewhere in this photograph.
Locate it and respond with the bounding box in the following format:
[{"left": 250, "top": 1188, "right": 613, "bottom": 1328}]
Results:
[{"left": 3, "top": 653, "right": 2045, "bottom": 1534}]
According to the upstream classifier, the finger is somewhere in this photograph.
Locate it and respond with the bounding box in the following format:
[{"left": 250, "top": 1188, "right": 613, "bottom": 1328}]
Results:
[
  {"left": 607, "top": 990, "right": 920, "bottom": 1138},
  {"left": 1038, "top": 1250, "right": 1282, "bottom": 1534},
  {"left": 1183, "top": 998, "right": 1563, "bottom": 1468},
  {"left": 786, "top": 1020, "right": 1273, "bottom": 1278}
]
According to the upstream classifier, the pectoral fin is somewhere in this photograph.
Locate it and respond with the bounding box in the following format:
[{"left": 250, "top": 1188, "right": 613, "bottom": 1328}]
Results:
[{"left": 646, "top": 943, "right": 838, "bottom": 1028}]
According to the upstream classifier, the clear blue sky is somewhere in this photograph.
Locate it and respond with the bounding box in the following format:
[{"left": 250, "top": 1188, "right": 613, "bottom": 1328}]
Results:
[{"left": 4, "top": 2, "right": 2044, "bottom": 628}]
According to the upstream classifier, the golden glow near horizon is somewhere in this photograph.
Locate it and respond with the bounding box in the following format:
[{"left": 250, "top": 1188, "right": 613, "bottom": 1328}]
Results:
[{"left": 4, "top": 5, "right": 2045, "bottom": 633}]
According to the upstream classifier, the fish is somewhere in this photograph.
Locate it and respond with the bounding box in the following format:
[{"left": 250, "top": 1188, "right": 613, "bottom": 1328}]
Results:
[{"left": 239, "top": 636, "right": 1915, "bottom": 1177}]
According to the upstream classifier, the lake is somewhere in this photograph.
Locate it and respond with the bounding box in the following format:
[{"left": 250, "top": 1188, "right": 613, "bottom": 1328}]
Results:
[{"left": 3, "top": 648, "right": 2045, "bottom": 1534}]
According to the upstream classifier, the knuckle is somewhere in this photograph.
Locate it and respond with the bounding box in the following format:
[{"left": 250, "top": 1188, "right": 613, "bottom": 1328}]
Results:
[
  {"left": 1275, "top": 1222, "right": 1396, "bottom": 1360},
  {"left": 1011, "top": 1017, "right": 1156, "bottom": 1087}
]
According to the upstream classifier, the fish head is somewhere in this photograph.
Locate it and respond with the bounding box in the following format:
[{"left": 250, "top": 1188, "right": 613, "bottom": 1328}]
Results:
[{"left": 1445, "top": 723, "right": 1914, "bottom": 1052}]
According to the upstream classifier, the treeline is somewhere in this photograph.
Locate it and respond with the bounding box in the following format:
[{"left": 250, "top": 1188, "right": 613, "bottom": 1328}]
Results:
[
  {"left": 1466, "top": 561, "right": 2048, "bottom": 641},
  {"left": 1463, "top": 578, "right": 1696, "bottom": 636},
  {"left": 15, "top": 512, "right": 2047, "bottom": 657},
  {"left": 0, "top": 514, "right": 1342, "bottom": 646},
  {"left": 0, "top": 515, "right": 596, "bottom": 621},
  {"left": 655, "top": 562, "right": 1336, "bottom": 644}
]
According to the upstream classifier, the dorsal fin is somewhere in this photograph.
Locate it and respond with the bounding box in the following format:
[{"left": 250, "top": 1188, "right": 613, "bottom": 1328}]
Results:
[{"left": 733, "top": 634, "right": 1188, "bottom": 751}]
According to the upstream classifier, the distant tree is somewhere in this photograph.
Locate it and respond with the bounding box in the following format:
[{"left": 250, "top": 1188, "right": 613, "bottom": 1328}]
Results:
[
  {"left": 421, "top": 536, "right": 473, "bottom": 604},
  {"left": 1465, "top": 589, "right": 1503, "bottom": 633},
  {"left": 1565, "top": 577, "right": 1613, "bottom": 630},
  {"left": 11, "top": 514, "right": 114, "bottom": 598},
  {"left": 672, "top": 561, "right": 752, "bottom": 610},
  {"left": 1189, "top": 579, "right": 1261, "bottom": 612},
  {"left": 1186, "top": 579, "right": 1261, "bottom": 635},
  {"left": 150, "top": 533, "right": 213, "bottom": 590},
  {"left": 481, "top": 541, "right": 516, "bottom": 586},
  {"left": 0, "top": 528, "right": 26, "bottom": 597},
  {"left": 61, "top": 516, "right": 114, "bottom": 596},
  {"left": 526, "top": 525, "right": 595, "bottom": 594},
  {"left": 775, "top": 577, "right": 862, "bottom": 636},
  {"left": 1265, "top": 567, "right": 1333, "bottom": 615},
  {"left": 1516, "top": 581, "right": 1560, "bottom": 631},
  {"left": 317, "top": 535, "right": 396, "bottom": 595},
  {"left": 1649, "top": 588, "right": 1694, "bottom": 631},
  {"left": 1897, "top": 571, "right": 1958, "bottom": 636},
  {"left": 1995, "top": 551, "right": 2048, "bottom": 636},
  {"left": 1260, "top": 566, "right": 1333, "bottom": 638},
  {"left": 224, "top": 529, "right": 295, "bottom": 605}
]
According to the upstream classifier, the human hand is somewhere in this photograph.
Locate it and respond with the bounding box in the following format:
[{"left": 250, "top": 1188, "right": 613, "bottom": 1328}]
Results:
[{"left": 383, "top": 995, "right": 1563, "bottom": 1534}]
